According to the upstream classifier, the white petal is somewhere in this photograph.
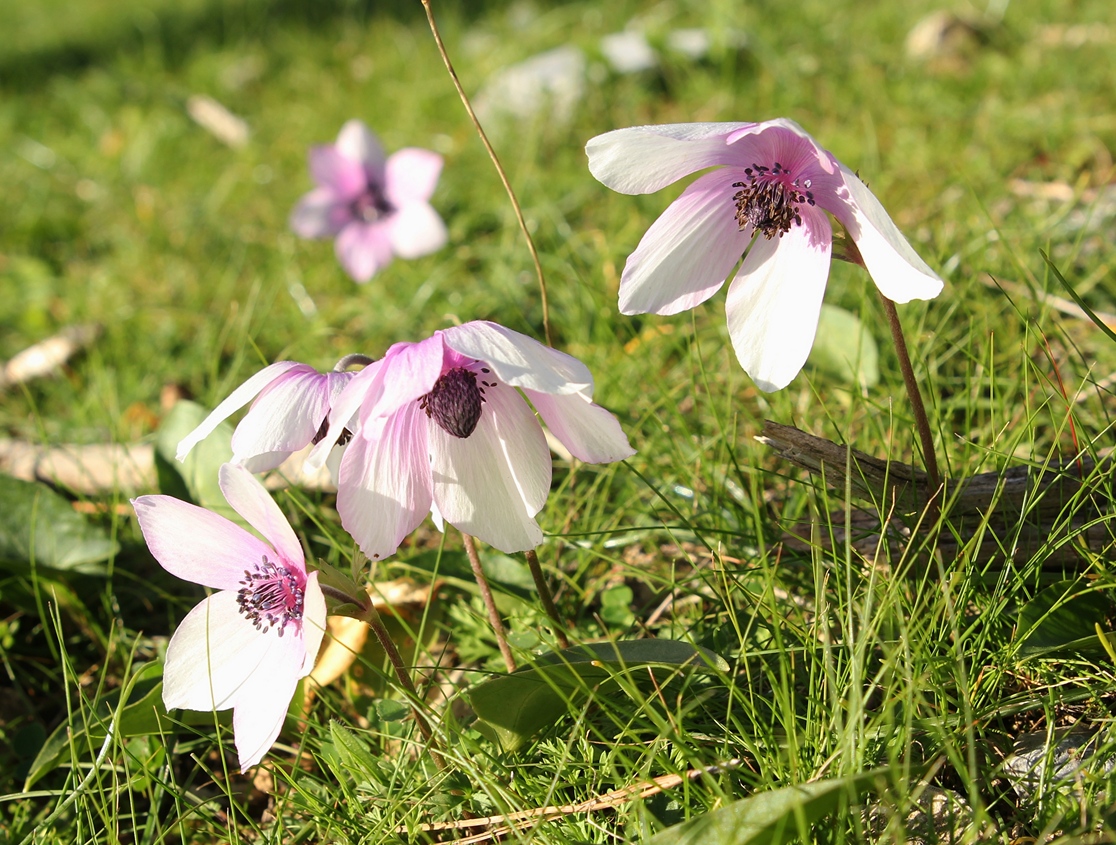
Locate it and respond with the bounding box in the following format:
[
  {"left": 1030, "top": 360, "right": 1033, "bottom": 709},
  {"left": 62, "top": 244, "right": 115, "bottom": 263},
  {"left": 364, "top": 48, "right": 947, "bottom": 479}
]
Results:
[
  {"left": 335, "top": 119, "right": 386, "bottom": 172},
  {"left": 336, "top": 404, "right": 432, "bottom": 562},
  {"left": 299, "top": 572, "right": 327, "bottom": 676},
  {"left": 305, "top": 362, "right": 382, "bottom": 472},
  {"left": 132, "top": 495, "right": 269, "bottom": 590},
  {"left": 385, "top": 148, "right": 443, "bottom": 204},
  {"left": 725, "top": 207, "right": 833, "bottom": 391},
  {"left": 218, "top": 463, "right": 304, "bottom": 573},
  {"left": 230, "top": 369, "right": 330, "bottom": 471},
  {"left": 525, "top": 390, "right": 635, "bottom": 464},
  {"left": 618, "top": 170, "right": 751, "bottom": 316},
  {"left": 831, "top": 162, "right": 944, "bottom": 303},
  {"left": 586, "top": 122, "right": 754, "bottom": 194},
  {"left": 429, "top": 384, "right": 549, "bottom": 553},
  {"left": 386, "top": 202, "right": 448, "bottom": 259},
  {"left": 231, "top": 667, "right": 298, "bottom": 771},
  {"left": 443, "top": 321, "right": 592, "bottom": 395},
  {"left": 176, "top": 362, "right": 303, "bottom": 462},
  {"left": 162, "top": 591, "right": 277, "bottom": 711}
]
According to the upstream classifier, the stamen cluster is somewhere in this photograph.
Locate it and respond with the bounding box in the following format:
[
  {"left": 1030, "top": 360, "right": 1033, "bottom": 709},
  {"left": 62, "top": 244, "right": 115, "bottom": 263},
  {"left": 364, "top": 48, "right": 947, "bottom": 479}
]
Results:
[
  {"left": 350, "top": 186, "right": 394, "bottom": 224},
  {"left": 237, "top": 555, "right": 305, "bottom": 636},
  {"left": 732, "top": 162, "right": 816, "bottom": 239},
  {"left": 419, "top": 366, "right": 491, "bottom": 438}
]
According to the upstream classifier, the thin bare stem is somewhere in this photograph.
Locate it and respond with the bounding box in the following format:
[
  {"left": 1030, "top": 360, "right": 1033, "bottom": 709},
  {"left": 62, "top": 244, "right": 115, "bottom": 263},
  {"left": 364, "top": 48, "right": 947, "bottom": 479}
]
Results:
[
  {"left": 524, "top": 549, "right": 570, "bottom": 649},
  {"left": 419, "top": 0, "right": 552, "bottom": 346},
  {"left": 356, "top": 601, "right": 446, "bottom": 769},
  {"left": 462, "top": 532, "right": 517, "bottom": 672},
  {"left": 879, "top": 294, "right": 942, "bottom": 499}
]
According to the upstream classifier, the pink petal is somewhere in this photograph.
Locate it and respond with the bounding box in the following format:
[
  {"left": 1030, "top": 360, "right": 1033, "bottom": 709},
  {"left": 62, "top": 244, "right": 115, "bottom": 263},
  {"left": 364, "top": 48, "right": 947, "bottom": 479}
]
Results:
[
  {"left": 725, "top": 206, "right": 833, "bottom": 391},
  {"left": 304, "top": 362, "right": 383, "bottom": 472},
  {"left": 525, "top": 390, "right": 635, "bottom": 463},
  {"left": 386, "top": 203, "right": 447, "bottom": 259},
  {"left": 443, "top": 321, "right": 592, "bottom": 395},
  {"left": 132, "top": 496, "right": 270, "bottom": 590},
  {"left": 335, "top": 221, "right": 394, "bottom": 282},
  {"left": 161, "top": 591, "right": 276, "bottom": 711},
  {"left": 308, "top": 145, "right": 368, "bottom": 200},
  {"left": 724, "top": 121, "right": 844, "bottom": 197},
  {"left": 231, "top": 369, "right": 331, "bottom": 472},
  {"left": 218, "top": 463, "right": 304, "bottom": 573},
  {"left": 619, "top": 170, "right": 751, "bottom": 316},
  {"left": 335, "top": 119, "right": 386, "bottom": 174},
  {"left": 385, "top": 148, "right": 443, "bottom": 204},
  {"left": 289, "top": 187, "right": 352, "bottom": 238},
  {"left": 587, "top": 122, "right": 754, "bottom": 194},
  {"left": 366, "top": 335, "right": 446, "bottom": 424},
  {"left": 336, "top": 404, "right": 433, "bottom": 562},
  {"left": 830, "top": 162, "right": 944, "bottom": 303},
  {"left": 176, "top": 362, "right": 304, "bottom": 462},
  {"left": 429, "top": 384, "right": 549, "bottom": 553}
]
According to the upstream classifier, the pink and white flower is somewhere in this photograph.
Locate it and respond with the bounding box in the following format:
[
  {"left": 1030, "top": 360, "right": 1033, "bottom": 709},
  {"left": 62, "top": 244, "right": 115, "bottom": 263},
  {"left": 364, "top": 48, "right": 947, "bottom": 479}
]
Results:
[
  {"left": 290, "top": 119, "right": 447, "bottom": 282},
  {"left": 132, "top": 463, "right": 326, "bottom": 771},
  {"left": 308, "top": 321, "right": 635, "bottom": 560},
  {"left": 586, "top": 118, "right": 944, "bottom": 391},
  {"left": 176, "top": 361, "right": 357, "bottom": 473}
]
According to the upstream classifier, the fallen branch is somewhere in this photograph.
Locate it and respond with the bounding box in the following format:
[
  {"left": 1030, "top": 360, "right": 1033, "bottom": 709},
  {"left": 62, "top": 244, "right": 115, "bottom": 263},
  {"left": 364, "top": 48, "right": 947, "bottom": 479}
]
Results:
[{"left": 757, "top": 421, "right": 1114, "bottom": 567}]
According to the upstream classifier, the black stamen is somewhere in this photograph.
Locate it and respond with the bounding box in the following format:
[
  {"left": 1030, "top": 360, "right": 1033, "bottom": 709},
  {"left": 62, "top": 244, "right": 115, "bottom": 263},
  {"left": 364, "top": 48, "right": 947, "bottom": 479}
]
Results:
[
  {"left": 732, "top": 162, "right": 814, "bottom": 239},
  {"left": 419, "top": 367, "right": 484, "bottom": 438},
  {"left": 236, "top": 555, "right": 304, "bottom": 635}
]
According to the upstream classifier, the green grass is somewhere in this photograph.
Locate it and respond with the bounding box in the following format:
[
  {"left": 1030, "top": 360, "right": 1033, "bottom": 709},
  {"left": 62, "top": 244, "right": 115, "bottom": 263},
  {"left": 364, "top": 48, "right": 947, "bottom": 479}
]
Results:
[{"left": 2, "top": 0, "right": 1116, "bottom": 842}]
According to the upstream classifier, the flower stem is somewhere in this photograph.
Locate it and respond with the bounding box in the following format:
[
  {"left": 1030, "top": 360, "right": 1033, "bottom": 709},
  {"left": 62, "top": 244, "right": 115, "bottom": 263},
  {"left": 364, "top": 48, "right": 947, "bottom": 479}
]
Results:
[
  {"left": 524, "top": 549, "right": 570, "bottom": 649},
  {"left": 461, "top": 532, "right": 517, "bottom": 672},
  {"left": 879, "top": 294, "right": 942, "bottom": 500},
  {"left": 353, "top": 600, "right": 446, "bottom": 769},
  {"left": 419, "top": 0, "right": 553, "bottom": 347}
]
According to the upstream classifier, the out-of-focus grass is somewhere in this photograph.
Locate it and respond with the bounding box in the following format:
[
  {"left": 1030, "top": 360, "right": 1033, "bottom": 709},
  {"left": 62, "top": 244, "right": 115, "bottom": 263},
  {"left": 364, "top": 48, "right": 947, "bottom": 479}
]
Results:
[{"left": 2, "top": 0, "right": 1115, "bottom": 841}]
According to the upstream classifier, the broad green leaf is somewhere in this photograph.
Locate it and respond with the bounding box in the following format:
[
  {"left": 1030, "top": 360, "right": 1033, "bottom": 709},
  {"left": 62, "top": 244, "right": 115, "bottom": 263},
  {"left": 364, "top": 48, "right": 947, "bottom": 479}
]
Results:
[
  {"left": 646, "top": 770, "right": 888, "bottom": 845},
  {"left": 0, "top": 474, "right": 117, "bottom": 574},
  {"left": 1015, "top": 580, "right": 1111, "bottom": 658},
  {"left": 154, "top": 400, "right": 243, "bottom": 526},
  {"left": 808, "top": 304, "right": 879, "bottom": 388},
  {"left": 469, "top": 640, "right": 729, "bottom": 752}
]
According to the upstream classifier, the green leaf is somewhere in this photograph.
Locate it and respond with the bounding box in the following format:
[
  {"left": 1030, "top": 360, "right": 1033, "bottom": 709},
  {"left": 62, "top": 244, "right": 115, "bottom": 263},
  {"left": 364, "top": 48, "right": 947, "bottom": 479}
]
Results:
[
  {"left": 469, "top": 640, "right": 729, "bottom": 752},
  {"left": 154, "top": 400, "right": 243, "bottom": 527},
  {"left": 1015, "top": 580, "right": 1112, "bottom": 658},
  {"left": 808, "top": 304, "right": 879, "bottom": 387},
  {"left": 645, "top": 770, "right": 888, "bottom": 845},
  {"left": 0, "top": 474, "right": 117, "bottom": 574}
]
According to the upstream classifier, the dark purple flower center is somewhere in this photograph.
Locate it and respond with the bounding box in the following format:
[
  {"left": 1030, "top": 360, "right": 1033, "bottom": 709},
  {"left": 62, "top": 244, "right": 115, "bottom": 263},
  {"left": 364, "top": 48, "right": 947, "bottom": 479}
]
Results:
[
  {"left": 237, "top": 555, "right": 305, "bottom": 636},
  {"left": 350, "top": 183, "right": 395, "bottom": 224},
  {"left": 732, "top": 162, "right": 816, "bottom": 239},
  {"left": 419, "top": 367, "right": 485, "bottom": 438}
]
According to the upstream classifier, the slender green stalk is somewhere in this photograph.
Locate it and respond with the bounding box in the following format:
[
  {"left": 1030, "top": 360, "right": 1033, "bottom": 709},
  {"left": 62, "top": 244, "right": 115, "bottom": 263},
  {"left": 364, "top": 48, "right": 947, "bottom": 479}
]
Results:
[
  {"left": 524, "top": 549, "right": 570, "bottom": 649},
  {"left": 879, "top": 294, "right": 942, "bottom": 500},
  {"left": 461, "top": 533, "right": 517, "bottom": 672},
  {"left": 345, "top": 591, "right": 446, "bottom": 769},
  {"left": 419, "top": 0, "right": 553, "bottom": 346}
]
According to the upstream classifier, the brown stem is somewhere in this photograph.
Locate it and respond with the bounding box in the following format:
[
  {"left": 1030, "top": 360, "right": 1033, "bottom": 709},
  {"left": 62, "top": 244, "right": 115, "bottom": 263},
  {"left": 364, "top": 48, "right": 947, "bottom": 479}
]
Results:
[
  {"left": 357, "top": 602, "right": 446, "bottom": 769},
  {"left": 419, "top": 0, "right": 553, "bottom": 347},
  {"left": 461, "top": 532, "right": 517, "bottom": 672},
  {"left": 524, "top": 549, "right": 570, "bottom": 649},
  {"left": 879, "top": 294, "right": 942, "bottom": 500}
]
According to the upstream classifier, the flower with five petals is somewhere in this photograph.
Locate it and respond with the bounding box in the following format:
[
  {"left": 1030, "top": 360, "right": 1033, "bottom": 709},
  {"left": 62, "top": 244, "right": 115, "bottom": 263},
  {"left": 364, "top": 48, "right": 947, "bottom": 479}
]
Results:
[
  {"left": 290, "top": 119, "right": 447, "bottom": 282},
  {"left": 586, "top": 118, "right": 944, "bottom": 391}
]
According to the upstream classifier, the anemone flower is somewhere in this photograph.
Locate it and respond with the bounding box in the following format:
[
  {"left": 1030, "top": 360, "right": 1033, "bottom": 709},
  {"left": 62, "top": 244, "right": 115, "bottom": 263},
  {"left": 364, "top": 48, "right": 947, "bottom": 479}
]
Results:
[
  {"left": 176, "top": 362, "right": 356, "bottom": 473},
  {"left": 132, "top": 463, "right": 326, "bottom": 771},
  {"left": 586, "top": 118, "right": 943, "bottom": 391},
  {"left": 290, "top": 119, "right": 447, "bottom": 282},
  {"left": 308, "top": 321, "right": 635, "bottom": 560}
]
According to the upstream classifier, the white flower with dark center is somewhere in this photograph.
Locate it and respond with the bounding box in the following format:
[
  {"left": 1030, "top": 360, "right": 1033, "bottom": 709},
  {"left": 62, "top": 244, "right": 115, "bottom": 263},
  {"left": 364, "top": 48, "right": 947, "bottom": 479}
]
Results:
[
  {"left": 587, "top": 118, "right": 944, "bottom": 391},
  {"left": 308, "top": 321, "right": 635, "bottom": 559},
  {"left": 132, "top": 463, "right": 326, "bottom": 771}
]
